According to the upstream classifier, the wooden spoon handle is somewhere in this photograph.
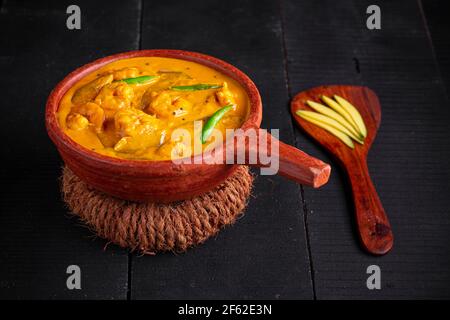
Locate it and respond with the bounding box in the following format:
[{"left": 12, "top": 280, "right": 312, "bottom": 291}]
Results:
[
  {"left": 232, "top": 128, "right": 331, "bottom": 187},
  {"left": 347, "top": 157, "right": 393, "bottom": 255}
]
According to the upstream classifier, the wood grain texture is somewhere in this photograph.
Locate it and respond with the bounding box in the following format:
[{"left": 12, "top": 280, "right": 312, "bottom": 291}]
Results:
[
  {"left": 292, "top": 86, "right": 393, "bottom": 255},
  {"left": 282, "top": 0, "right": 450, "bottom": 298},
  {"left": 131, "top": 0, "right": 314, "bottom": 299},
  {"left": 0, "top": 0, "right": 140, "bottom": 299},
  {"left": 421, "top": 0, "right": 450, "bottom": 97}
]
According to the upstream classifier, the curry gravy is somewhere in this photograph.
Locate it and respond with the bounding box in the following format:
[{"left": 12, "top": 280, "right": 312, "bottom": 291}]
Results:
[{"left": 58, "top": 57, "right": 249, "bottom": 160}]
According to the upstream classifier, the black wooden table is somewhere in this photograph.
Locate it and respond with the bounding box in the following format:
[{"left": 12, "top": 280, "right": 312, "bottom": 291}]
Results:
[{"left": 1, "top": 0, "right": 449, "bottom": 300}]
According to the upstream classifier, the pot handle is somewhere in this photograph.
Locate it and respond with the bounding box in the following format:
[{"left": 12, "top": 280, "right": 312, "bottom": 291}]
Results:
[{"left": 228, "top": 128, "right": 331, "bottom": 187}]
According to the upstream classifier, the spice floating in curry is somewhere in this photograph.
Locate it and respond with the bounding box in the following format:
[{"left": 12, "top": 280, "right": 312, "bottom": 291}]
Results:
[
  {"left": 57, "top": 57, "right": 249, "bottom": 160},
  {"left": 296, "top": 95, "right": 367, "bottom": 149}
]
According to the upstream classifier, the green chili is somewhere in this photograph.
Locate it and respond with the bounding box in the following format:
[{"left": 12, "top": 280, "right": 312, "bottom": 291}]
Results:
[
  {"left": 171, "top": 84, "right": 222, "bottom": 91},
  {"left": 120, "top": 75, "right": 157, "bottom": 84},
  {"left": 201, "top": 104, "right": 234, "bottom": 144}
]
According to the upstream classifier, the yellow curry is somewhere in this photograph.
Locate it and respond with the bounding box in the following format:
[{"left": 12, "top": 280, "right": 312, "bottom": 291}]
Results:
[{"left": 58, "top": 57, "right": 249, "bottom": 160}]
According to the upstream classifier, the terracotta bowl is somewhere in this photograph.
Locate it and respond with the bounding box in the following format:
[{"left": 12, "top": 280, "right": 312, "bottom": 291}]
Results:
[{"left": 46, "top": 50, "right": 331, "bottom": 202}]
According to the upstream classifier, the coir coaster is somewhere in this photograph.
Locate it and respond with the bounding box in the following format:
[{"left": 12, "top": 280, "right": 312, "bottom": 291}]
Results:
[{"left": 61, "top": 165, "right": 253, "bottom": 254}]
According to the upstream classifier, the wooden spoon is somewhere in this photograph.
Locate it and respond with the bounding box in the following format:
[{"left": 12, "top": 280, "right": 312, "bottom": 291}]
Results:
[{"left": 291, "top": 85, "right": 393, "bottom": 255}]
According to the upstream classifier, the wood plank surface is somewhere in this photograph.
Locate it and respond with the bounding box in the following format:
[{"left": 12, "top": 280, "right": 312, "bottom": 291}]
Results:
[
  {"left": 0, "top": 0, "right": 448, "bottom": 300},
  {"left": 0, "top": 0, "right": 140, "bottom": 299},
  {"left": 421, "top": 0, "right": 450, "bottom": 96},
  {"left": 130, "top": 0, "right": 314, "bottom": 299},
  {"left": 281, "top": 0, "right": 450, "bottom": 298}
]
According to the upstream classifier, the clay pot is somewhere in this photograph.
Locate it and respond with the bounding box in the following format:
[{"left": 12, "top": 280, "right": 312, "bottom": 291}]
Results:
[{"left": 46, "top": 50, "right": 330, "bottom": 202}]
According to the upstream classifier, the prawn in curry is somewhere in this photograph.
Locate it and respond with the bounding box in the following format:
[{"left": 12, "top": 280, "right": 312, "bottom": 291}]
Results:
[{"left": 57, "top": 57, "right": 249, "bottom": 160}]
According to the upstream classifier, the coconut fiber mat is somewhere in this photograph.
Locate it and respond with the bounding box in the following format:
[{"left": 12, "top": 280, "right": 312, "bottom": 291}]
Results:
[{"left": 61, "top": 166, "right": 254, "bottom": 254}]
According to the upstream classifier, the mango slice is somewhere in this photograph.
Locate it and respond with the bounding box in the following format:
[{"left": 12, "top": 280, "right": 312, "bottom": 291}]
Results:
[
  {"left": 320, "top": 95, "right": 361, "bottom": 137},
  {"left": 306, "top": 100, "right": 362, "bottom": 139},
  {"left": 297, "top": 110, "right": 363, "bottom": 144},
  {"left": 333, "top": 95, "right": 367, "bottom": 138},
  {"left": 296, "top": 110, "right": 355, "bottom": 149}
]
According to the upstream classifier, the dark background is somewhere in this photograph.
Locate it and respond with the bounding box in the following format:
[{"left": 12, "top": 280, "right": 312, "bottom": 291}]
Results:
[{"left": 0, "top": 0, "right": 449, "bottom": 299}]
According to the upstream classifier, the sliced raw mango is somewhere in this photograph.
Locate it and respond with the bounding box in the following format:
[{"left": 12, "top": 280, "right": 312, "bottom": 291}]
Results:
[
  {"left": 306, "top": 100, "right": 362, "bottom": 139},
  {"left": 296, "top": 110, "right": 354, "bottom": 149},
  {"left": 333, "top": 95, "right": 367, "bottom": 138},
  {"left": 320, "top": 95, "right": 361, "bottom": 137},
  {"left": 297, "top": 110, "right": 364, "bottom": 144}
]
